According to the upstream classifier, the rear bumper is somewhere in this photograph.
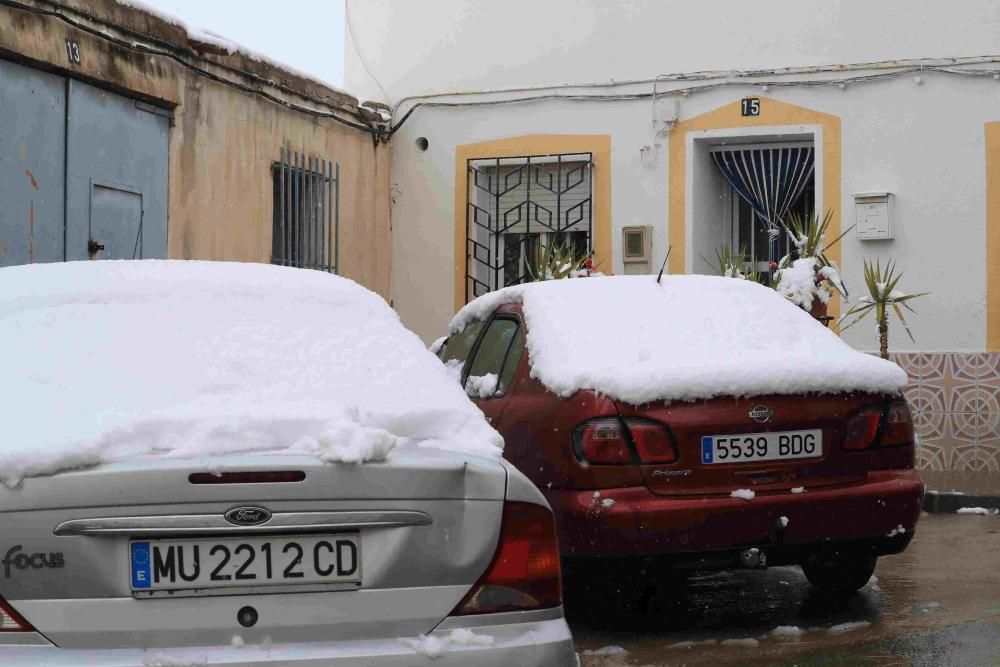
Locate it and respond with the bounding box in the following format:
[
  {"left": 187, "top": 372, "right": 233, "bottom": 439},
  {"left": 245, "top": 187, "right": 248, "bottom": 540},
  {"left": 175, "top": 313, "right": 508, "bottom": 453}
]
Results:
[
  {"left": 0, "top": 613, "right": 576, "bottom": 666},
  {"left": 546, "top": 470, "right": 924, "bottom": 561}
]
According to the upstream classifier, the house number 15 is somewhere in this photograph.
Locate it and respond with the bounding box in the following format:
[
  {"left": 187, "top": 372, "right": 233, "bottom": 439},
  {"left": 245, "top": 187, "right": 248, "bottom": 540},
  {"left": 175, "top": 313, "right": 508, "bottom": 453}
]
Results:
[
  {"left": 741, "top": 97, "right": 760, "bottom": 117},
  {"left": 65, "top": 39, "right": 81, "bottom": 65}
]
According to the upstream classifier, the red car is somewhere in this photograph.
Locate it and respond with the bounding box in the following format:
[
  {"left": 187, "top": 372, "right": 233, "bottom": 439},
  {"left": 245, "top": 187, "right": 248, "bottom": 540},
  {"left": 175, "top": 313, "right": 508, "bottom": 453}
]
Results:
[{"left": 436, "top": 275, "right": 924, "bottom": 594}]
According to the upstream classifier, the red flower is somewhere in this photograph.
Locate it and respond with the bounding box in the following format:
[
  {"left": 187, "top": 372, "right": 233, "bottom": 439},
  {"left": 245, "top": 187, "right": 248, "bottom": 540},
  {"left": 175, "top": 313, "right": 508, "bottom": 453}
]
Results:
[
  {"left": 769, "top": 261, "right": 778, "bottom": 271},
  {"left": 584, "top": 257, "right": 594, "bottom": 270}
]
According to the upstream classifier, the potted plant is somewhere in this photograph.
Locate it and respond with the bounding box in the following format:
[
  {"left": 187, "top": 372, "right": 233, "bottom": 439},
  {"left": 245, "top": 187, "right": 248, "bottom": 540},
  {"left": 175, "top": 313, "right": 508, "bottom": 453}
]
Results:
[
  {"left": 773, "top": 210, "right": 853, "bottom": 323},
  {"left": 838, "top": 259, "right": 927, "bottom": 359}
]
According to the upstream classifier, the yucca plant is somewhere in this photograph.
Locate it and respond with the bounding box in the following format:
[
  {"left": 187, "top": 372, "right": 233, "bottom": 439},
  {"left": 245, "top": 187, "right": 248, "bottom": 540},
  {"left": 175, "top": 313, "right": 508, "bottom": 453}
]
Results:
[
  {"left": 838, "top": 259, "right": 928, "bottom": 359},
  {"left": 700, "top": 243, "right": 760, "bottom": 282},
  {"left": 778, "top": 209, "right": 853, "bottom": 270},
  {"left": 526, "top": 236, "right": 594, "bottom": 281}
]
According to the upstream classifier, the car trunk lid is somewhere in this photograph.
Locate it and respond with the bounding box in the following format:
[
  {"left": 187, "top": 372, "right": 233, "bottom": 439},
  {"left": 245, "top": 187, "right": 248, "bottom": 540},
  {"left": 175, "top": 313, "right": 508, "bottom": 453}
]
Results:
[{"left": 0, "top": 449, "right": 505, "bottom": 649}]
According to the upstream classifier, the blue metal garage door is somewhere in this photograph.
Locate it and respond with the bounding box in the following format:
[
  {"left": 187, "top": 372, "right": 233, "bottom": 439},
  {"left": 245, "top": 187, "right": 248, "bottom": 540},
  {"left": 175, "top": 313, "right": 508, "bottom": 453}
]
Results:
[
  {"left": 0, "top": 59, "right": 66, "bottom": 266},
  {"left": 0, "top": 58, "right": 169, "bottom": 265}
]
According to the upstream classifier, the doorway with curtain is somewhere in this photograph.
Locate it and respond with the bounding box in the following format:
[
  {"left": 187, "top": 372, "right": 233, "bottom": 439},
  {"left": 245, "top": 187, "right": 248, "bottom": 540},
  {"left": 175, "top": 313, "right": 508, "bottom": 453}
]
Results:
[{"left": 691, "top": 139, "right": 816, "bottom": 283}]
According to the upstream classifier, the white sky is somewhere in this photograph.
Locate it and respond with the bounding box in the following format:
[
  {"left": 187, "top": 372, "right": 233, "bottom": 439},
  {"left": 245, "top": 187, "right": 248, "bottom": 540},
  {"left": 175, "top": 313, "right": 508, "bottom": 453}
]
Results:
[{"left": 138, "top": 0, "right": 345, "bottom": 87}]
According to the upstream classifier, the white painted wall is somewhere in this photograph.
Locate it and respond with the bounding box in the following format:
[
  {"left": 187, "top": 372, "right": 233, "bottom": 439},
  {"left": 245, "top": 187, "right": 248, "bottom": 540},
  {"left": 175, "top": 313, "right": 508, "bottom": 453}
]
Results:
[
  {"left": 345, "top": 0, "right": 1000, "bottom": 104},
  {"left": 348, "top": 1, "right": 997, "bottom": 353},
  {"left": 388, "top": 75, "right": 991, "bottom": 352}
]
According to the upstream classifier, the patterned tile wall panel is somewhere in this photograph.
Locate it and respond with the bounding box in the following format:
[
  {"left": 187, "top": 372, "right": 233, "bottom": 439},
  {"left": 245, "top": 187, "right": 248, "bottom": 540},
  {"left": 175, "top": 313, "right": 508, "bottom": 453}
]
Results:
[{"left": 891, "top": 353, "right": 1000, "bottom": 471}]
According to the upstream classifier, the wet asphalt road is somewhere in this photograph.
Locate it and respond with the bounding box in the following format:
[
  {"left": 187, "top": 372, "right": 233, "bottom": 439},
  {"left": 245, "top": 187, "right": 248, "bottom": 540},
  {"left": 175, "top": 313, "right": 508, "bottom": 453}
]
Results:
[{"left": 568, "top": 514, "right": 1000, "bottom": 666}]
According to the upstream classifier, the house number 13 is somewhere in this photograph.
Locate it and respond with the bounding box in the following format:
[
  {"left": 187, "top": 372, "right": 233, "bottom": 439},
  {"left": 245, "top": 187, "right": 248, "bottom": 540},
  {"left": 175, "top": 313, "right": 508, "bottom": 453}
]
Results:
[{"left": 65, "top": 39, "right": 81, "bottom": 65}]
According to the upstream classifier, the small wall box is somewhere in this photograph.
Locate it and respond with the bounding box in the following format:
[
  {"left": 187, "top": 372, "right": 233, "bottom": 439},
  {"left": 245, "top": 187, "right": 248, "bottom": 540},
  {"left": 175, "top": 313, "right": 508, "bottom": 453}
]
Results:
[
  {"left": 622, "top": 225, "right": 653, "bottom": 275},
  {"left": 854, "top": 192, "right": 893, "bottom": 240}
]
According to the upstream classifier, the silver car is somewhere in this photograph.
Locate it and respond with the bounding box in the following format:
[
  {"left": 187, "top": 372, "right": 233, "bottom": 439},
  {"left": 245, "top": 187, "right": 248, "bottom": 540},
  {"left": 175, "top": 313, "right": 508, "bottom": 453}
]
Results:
[{"left": 0, "top": 260, "right": 575, "bottom": 666}]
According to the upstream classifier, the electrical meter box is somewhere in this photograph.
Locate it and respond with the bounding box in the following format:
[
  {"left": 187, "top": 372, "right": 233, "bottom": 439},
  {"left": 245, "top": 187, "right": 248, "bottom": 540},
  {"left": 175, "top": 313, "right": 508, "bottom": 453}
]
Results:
[
  {"left": 622, "top": 225, "right": 653, "bottom": 275},
  {"left": 854, "top": 192, "right": 893, "bottom": 240}
]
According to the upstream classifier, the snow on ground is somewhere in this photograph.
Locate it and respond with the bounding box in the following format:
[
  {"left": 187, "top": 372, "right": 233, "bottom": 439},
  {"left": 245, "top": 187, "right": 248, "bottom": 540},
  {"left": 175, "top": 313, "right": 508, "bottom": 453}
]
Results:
[
  {"left": 957, "top": 507, "right": 998, "bottom": 515},
  {"left": 581, "top": 645, "right": 628, "bottom": 656},
  {"left": 720, "top": 638, "right": 760, "bottom": 648},
  {"left": 449, "top": 275, "right": 907, "bottom": 405},
  {"left": 769, "top": 625, "right": 805, "bottom": 638},
  {"left": 0, "top": 261, "right": 501, "bottom": 487},
  {"left": 828, "top": 621, "right": 872, "bottom": 634}
]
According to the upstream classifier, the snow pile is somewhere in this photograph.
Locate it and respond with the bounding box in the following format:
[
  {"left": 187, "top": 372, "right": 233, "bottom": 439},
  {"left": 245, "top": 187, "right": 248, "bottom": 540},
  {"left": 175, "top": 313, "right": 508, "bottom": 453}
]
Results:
[
  {"left": 465, "top": 373, "right": 499, "bottom": 398},
  {"left": 400, "top": 629, "right": 494, "bottom": 658},
  {"left": 449, "top": 275, "right": 907, "bottom": 405},
  {"left": 0, "top": 261, "right": 501, "bottom": 487},
  {"left": 730, "top": 488, "right": 756, "bottom": 501}
]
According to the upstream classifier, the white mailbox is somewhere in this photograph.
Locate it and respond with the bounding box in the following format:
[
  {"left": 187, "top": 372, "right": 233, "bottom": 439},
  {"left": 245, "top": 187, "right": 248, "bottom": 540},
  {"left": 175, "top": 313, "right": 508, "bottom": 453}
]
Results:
[{"left": 854, "top": 192, "right": 894, "bottom": 241}]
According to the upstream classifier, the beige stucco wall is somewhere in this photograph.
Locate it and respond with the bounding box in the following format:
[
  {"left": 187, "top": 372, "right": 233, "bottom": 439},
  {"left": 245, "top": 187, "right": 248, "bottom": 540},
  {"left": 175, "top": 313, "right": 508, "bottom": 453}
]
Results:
[{"left": 1, "top": 0, "right": 390, "bottom": 297}]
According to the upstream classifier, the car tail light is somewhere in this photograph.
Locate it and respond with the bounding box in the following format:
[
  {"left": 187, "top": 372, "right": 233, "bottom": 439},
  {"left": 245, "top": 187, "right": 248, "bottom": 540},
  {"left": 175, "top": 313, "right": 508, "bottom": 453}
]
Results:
[
  {"left": 880, "top": 401, "right": 914, "bottom": 447},
  {"left": 843, "top": 401, "right": 914, "bottom": 451},
  {"left": 0, "top": 595, "right": 33, "bottom": 632},
  {"left": 843, "top": 408, "right": 882, "bottom": 450},
  {"left": 573, "top": 418, "right": 633, "bottom": 464},
  {"left": 573, "top": 418, "right": 677, "bottom": 465},
  {"left": 627, "top": 420, "right": 678, "bottom": 464},
  {"left": 451, "top": 502, "right": 561, "bottom": 616}
]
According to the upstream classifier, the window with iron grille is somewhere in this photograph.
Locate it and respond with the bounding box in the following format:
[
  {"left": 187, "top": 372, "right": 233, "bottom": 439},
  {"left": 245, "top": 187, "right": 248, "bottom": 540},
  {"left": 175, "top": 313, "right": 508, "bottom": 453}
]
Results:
[
  {"left": 465, "top": 153, "right": 593, "bottom": 302},
  {"left": 272, "top": 146, "right": 339, "bottom": 272}
]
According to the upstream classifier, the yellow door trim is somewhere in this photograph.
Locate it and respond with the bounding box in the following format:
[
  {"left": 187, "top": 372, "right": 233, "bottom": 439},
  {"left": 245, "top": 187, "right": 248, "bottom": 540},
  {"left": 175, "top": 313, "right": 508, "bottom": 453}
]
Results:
[
  {"left": 453, "top": 135, "right": 612, "bottom": 313},
  {"left": 986, "top": 122, "right": 1000, "bottom": 350},
  {"left": 667, "top": 98, "right": 843, "bottom": 317}
]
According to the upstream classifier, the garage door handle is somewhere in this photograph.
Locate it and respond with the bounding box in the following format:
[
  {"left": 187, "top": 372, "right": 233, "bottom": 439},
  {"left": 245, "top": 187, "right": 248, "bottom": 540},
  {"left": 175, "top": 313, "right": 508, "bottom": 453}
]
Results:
[{"left": 88, "top": 239, "right": 105, "bottom": 254}]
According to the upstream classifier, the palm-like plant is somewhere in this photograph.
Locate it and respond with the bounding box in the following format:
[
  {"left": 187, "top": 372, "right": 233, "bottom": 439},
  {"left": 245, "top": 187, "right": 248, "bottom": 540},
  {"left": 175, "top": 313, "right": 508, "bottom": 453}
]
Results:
[
  {"left": 526, "top": 236, "right": 594, "bottom": 281},
  {"left": 778, "top": 209, "right": 853, "bottom": 270},
  {"left": 700, "top": 243, "right": 761, "bottom": 282},
  {"left": 838, "top": 259, "right": 928, "bottom": 359}
]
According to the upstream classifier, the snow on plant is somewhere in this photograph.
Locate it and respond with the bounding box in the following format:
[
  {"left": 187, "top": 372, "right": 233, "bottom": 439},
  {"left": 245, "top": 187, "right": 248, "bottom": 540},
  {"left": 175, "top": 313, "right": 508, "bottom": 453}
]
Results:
[
  {"left": 526, "top": 236, "right": 597, "bottom": 281},
  {"left": 773, "top": 210, "right": 851, "bottom": 313},
  {"left": 701, "top": 243, "right": 760, "bottom": 282},
  {"left": 838, "top": 259, "right": 928, "bottom": 359}
]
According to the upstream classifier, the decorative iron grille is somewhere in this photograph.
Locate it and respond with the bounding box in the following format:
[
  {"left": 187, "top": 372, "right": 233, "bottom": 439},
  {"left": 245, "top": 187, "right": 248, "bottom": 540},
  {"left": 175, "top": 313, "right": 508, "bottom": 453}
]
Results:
[
  {"left": 272, "top": 146, "right": 339, "bottom": 272},
  {"left": 465, "top": 153, "right": 594, "bottom": 303}
]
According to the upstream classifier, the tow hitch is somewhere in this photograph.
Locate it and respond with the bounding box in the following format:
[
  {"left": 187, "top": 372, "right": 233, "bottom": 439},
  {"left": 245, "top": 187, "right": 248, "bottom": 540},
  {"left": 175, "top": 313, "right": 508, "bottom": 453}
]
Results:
[{"left": 738, "top": 547, "right": 767, "bottom": 569}]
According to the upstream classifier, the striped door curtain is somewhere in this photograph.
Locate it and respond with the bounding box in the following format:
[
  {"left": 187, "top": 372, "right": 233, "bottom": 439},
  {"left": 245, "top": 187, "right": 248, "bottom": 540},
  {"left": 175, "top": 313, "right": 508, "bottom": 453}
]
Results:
[{"left": 711, "top": 145, "right": 815, "bottom": 257}]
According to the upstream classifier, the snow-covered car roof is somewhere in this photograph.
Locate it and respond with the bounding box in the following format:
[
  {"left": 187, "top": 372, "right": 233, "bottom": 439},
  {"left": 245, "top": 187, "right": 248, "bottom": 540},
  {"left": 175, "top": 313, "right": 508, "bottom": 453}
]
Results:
[
  {"left": 450, "top": 275, "right": 907, "bottom": 405},
  {"left": 0, "top": 261, "right": 501, "bottom": 487}
]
